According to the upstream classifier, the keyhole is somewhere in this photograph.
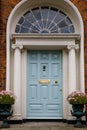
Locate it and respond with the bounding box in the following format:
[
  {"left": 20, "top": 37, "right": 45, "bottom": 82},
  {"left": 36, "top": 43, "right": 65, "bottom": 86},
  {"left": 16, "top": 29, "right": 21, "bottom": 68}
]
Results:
[
  {"left": 55, "top": 80, "right": 58, "bottom": 84},
  {"left": 43, "top": 65, "right": 46, "bottom": 71}
]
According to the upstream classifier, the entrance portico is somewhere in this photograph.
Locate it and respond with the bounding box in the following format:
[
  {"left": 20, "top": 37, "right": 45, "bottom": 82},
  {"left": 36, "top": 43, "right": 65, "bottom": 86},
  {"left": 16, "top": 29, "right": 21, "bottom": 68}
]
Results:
[
  {"left": 10, "top": 34, "right": 80, "bottom": 120},
  {"left": 6, "top": 0, "right": 84, "bottom": 121}
]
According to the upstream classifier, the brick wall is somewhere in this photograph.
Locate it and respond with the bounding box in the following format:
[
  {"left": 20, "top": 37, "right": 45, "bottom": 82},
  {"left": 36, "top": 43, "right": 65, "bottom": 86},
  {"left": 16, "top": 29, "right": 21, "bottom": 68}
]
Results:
[
  {"left": 0, "top": 0, "right": 20, "bottom": 90},
  {"left": 0, "top": 0, "right": 87, "bottom": 92}
]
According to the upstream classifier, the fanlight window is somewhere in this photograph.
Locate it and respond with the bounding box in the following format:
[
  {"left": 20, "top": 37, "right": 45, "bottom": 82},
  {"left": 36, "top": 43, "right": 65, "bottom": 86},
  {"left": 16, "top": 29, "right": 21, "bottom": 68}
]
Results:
[{"left": 15, "top": 7, "right": 75, "bottom": 33}]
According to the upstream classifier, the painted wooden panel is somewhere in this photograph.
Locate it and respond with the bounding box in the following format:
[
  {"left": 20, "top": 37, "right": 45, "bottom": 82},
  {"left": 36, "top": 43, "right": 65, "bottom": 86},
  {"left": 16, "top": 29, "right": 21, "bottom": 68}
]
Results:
[
  {"left": 30, "top": 85, "right": 37, "bottom": 99},
  {"left": 40, "top": 85, "right": 49, "bottom": 99},
  {"left": 27, "top": 51, "right": 62, "bottom": 119}
]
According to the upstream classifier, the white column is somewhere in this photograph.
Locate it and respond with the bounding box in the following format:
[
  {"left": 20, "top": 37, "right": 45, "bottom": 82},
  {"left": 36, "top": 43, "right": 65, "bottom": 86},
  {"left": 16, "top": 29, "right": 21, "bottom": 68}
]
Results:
[
  {"left": 80, "top": 44, "right": 85, "bottom": 92},
  {"left": 12, "top": 44, "right": 23, "bottom": 120},
  {"left": 67, "top": 44, "right": 79, "bottom": 94}
]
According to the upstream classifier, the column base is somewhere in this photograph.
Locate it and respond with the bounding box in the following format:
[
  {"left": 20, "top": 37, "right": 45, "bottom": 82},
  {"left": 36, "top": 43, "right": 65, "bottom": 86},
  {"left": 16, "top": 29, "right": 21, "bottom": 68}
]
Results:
[{"left": 11, "top": 114, "right": 23, "bottom": 120}]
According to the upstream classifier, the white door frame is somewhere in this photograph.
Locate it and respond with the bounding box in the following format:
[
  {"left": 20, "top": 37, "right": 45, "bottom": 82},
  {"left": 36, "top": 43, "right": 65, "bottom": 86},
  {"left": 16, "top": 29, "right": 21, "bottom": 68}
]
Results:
[{"left": 11, "top": 34, "right": 80, "bottom": 120}]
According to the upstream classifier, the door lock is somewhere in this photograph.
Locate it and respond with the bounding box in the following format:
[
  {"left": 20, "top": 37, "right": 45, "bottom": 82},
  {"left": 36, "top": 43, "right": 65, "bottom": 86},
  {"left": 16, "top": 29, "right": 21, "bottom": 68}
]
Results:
[{"left": 55, "top": 80, "right": 58, "bottom": 84}]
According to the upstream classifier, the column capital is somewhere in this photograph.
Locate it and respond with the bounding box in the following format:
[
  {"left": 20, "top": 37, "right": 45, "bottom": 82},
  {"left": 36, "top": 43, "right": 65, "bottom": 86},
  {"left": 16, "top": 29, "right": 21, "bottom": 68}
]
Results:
[
  {"left": 12, "top": 44, "right": 23, "bottom": 50},
  {"left": 67, "top": 44, "right": 79, "bottom": 50}
]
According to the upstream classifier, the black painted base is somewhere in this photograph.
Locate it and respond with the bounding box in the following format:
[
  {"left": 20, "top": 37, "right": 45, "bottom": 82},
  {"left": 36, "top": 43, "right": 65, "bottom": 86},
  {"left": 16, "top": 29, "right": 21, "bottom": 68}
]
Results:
[
  {"left": 0, "top": 119, "right": 86, "bottom": 126},
  {"left": 0, "top": 119, "right": 10, "bottom": 128}
]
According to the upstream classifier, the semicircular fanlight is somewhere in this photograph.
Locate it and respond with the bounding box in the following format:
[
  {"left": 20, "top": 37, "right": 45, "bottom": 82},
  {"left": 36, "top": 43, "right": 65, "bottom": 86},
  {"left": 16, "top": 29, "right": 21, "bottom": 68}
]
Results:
[{"left": 15, "top": 7, "right": 75, "bottom": 34}]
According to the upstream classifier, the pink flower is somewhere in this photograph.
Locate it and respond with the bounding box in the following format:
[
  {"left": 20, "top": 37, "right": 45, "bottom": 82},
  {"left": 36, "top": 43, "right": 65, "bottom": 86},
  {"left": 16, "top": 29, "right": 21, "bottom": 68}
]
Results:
[
  {"left": 67, "top": 91, "right": 87, "bottom": 104},
  {"left": 0, "top": 90, "right": 16, "bottom": 104}
]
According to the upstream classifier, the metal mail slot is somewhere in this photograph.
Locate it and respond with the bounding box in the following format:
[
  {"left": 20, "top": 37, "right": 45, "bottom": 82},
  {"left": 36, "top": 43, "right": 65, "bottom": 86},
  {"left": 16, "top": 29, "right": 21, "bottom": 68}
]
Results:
[{"left": 39, "top": 79, "right": 50, "bottom": 84}]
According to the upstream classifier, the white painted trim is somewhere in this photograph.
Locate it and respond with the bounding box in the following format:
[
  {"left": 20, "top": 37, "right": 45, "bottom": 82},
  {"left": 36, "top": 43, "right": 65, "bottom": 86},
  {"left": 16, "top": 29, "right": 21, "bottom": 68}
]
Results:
[
  {"left": 11, "top": 34, "right": 78, "bottom": 50},
  {"left": 11, "top": 34, "right": 80, "bottom": 39},
  {"left": 62, "top": 50, "right": 68, "bottom": 119},
  {"left": 26, "top": 117, "right": 63, "bottom": 119},
  {"left": 21, "top": 50, "right": 27, "bottom": 118},
  {"left": 22, "top": 48, "right": 80, "bottom": 120},
  {"left": 18, "top": 38, "right": 78, "bottom": 119}
]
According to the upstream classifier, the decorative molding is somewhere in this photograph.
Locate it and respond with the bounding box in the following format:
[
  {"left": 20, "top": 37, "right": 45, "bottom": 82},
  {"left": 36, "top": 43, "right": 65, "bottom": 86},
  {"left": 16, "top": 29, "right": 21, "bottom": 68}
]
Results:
[
  {"left": 11, "top": 33, "right": 80, "bottom": 40},
  {"left": 67, "top": 44, "right": 79, "bottom": 50},
  {"left": 12, "top": 44, "right": 23, "bottom": 50},
  {"left": 11, "top": 114, "right": 23, "bottom": 120},
  {"left": 11, "top": 34, "right": 80, "bottom": 50}
]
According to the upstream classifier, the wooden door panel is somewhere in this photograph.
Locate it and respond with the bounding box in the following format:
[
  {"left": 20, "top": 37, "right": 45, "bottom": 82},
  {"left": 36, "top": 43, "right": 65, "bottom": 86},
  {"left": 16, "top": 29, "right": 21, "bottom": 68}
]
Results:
[{"left": 27, "top": 51, "right": 62, "bottom": 118}]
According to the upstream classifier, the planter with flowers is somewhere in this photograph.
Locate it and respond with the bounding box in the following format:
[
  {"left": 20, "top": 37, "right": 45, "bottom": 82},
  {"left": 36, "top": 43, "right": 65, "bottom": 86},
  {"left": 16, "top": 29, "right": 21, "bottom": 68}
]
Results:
[
  {"left": 67, "top": 91, "right": 87, "bottom": 127},
  {"left": 0, "top": 90, "right": 16, "bottom": 128}
]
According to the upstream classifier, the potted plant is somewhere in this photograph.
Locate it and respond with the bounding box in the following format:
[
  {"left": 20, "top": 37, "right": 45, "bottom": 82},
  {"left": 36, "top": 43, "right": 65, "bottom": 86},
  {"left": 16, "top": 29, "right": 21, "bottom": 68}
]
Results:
[
  {"left": 67, "top": 91, "right": 87, "bottom": 127},
  {"left": 0, "top": 90, "right": 16, "bottom": 128}
]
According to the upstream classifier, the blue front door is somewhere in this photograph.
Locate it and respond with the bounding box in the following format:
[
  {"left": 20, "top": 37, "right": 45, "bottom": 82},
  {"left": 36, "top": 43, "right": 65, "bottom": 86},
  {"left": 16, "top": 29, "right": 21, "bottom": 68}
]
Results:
[{"left": 27, "top": 51, "right": 63, "bottom": 119}]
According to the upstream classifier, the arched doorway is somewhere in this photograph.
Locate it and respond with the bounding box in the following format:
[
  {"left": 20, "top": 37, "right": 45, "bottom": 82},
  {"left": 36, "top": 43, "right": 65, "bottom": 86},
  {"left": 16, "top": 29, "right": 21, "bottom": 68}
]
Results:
[{"left": 7, "top": 0, "right": 84, "bottom": 120}]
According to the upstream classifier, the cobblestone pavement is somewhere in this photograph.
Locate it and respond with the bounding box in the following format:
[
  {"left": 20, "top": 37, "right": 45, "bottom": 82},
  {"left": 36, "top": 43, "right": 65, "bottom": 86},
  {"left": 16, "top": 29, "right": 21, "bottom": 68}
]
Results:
[{"left": 0, "top": 122, "right": 87, "bottom": 130}]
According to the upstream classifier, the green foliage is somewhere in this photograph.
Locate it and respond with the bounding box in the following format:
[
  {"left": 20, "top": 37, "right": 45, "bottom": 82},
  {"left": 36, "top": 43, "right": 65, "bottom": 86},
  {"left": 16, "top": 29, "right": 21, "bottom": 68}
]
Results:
[{"left": 0, "top": 90, "right": 16, "bottom": 104}]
